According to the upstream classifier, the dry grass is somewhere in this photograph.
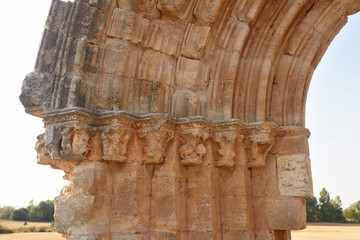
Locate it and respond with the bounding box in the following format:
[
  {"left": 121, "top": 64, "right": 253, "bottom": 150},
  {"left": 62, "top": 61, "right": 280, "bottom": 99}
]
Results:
[
  {"left": 0, "top": 232, "right": 65, "bottom": 240},
  {"left": 292, "top": 222, "right": 360, "bottom": 240},
  {"left": 0, "top": 220, "right": 51, "bottom": 229}
]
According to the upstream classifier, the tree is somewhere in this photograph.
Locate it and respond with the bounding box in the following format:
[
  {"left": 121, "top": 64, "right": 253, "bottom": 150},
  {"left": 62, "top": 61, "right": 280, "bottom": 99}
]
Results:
[
  {"left": 343, "top": 201, "right": 360, "bottom": 222},
  {"left": 28, "top": 200, "right": 54, "bottom": 222},
  {"left": 10, "top": 208, "right": 29, "bottom": 221},
  {"left": 330, "top": 195, "right": 345, "bottom": 222},
  {"left": 306, "top": 197, "right": 319, "bottom": 222},
  {"left": 317, "top": 188, "right": 345, "bottom": 222},
  {"left": 0, "top": 206, "right": 15, "bottom": 220}
]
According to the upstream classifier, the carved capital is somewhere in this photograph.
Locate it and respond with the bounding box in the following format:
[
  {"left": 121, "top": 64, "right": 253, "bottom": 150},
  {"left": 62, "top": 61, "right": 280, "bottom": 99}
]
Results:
[
  {"left": 137, "top": 121, "right": 175, "bottom": 164},
  {"left": 178, "top": 124, "right": 209, "bottom": 166},
  {"left": 246, "top": 132, "right": 274, "bottom": 168},
  {"left": 101, "top": 124, "right": 132, "bottom": 162},
  {"left": 36, "top": 133, "right": 51, "bottom": 164},
  {"left": 213, "top": 130, "right": 240, "bottom": 167}
]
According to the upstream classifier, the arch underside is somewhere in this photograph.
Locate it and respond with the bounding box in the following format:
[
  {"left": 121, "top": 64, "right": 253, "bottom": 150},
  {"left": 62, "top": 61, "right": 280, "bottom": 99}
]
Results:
[{"left": 21, "top": 0, "right": 360, "bottom": 126}]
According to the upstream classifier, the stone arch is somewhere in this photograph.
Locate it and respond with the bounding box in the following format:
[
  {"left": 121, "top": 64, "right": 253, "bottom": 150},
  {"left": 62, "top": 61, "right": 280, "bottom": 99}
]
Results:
[{"left": 20, "top": 0, "right": 360, "bottom": 239}]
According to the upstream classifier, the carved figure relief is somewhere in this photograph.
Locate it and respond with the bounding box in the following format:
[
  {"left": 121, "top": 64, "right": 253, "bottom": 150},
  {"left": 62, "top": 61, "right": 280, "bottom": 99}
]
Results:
[
  {"left": 138, "top": 123, "right": 174, "bottom": 164},
  {"left": 213, "top": 130, "right": 239, "bottom": 167},
  {"left": 247, "top": 132, "right": 274, "bottom": 168},
  {"left": 178, "top": 124, "right": 209, "bottom": 166},
  {"left": 101, "top": 124, "right": 132, "bottom": 162}
]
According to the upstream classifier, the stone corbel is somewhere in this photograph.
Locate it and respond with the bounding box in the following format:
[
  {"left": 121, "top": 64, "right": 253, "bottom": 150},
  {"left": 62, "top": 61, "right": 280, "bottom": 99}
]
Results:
[
  {"left": 45, "top": 125, "right": 63, "bottom": 160},
  {"left": 246, "top": 132, "right": 274, "bottom": 168},
  {"left": 177, "top": 124, "right": 209, "bottom": 166},
  {"left": 36, "top": 133, "right": 52, "bottom": 164},
  {"left": 213, "top": 130, "right": 240, "bottom": 167},
  {"left": 137, "top": 121, "right": 175, "bottom": 164},
  {"left": 101, "top": 124, "right": 132, "bottom": 162}
]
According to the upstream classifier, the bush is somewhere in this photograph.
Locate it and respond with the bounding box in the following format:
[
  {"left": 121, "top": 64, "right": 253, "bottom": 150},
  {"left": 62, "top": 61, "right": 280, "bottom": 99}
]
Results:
[{"left": 0, "top": 224, "right": 14, "bottom": 234}]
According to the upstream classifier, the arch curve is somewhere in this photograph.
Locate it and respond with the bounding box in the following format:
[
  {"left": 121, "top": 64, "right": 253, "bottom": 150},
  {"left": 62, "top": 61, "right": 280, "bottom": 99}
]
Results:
[{"left": 20, "top": 0, "right": 360, "bottom": 126}]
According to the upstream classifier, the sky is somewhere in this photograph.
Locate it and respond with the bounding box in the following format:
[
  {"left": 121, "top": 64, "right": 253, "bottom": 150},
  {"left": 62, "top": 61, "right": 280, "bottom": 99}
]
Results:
[{"left": 0, "top": 1, "right": 359, "bottom": 209}]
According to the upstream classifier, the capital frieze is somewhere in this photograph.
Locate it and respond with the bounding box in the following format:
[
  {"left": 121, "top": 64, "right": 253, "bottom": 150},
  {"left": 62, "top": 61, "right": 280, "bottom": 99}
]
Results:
[{"left": 37, "top": 109, "right": 310, "bottom": 170}]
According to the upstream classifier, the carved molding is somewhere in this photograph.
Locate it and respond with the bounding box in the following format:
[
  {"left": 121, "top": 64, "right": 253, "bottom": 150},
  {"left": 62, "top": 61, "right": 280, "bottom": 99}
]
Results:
[{"left": 36, "top": 109, "right": 310, "bottom": 169}]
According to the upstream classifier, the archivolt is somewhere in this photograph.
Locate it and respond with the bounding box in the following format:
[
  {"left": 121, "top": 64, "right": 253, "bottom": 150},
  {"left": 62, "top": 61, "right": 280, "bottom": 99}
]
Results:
[{"left": 22, "top": 0, "right": 360, "bottom": 127}]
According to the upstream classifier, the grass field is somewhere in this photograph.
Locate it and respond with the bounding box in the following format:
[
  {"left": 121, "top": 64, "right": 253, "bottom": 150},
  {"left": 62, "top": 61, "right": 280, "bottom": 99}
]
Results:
[
  {"left": 292, "top": 222, "right": 360, "bottom": 240},
  {"left": 0, "top": 220, "right": 52, "bottom": 229},
  {"left": 0, "top": 220, "right": 65, "bottom": 240},
  {"left": 1, "top": 221, "right": 359, "bottom": 239},
  {"left": 0, "top": 232, "right": 65, "bottom": 240}
]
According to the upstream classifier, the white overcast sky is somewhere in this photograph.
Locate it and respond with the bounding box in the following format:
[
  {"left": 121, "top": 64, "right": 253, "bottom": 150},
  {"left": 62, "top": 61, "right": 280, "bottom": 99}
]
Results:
[{"left": 0, "top": 1, "right": 359, "bottom": 209}]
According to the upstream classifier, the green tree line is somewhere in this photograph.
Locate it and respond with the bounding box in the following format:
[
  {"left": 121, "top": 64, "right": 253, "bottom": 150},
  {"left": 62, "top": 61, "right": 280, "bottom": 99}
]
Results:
[
  {"left": 0, "top": 200, "right": 54, "bottom": 222},
  {"left": 306, "top": 188, "right": 360, "bottom": 222}
]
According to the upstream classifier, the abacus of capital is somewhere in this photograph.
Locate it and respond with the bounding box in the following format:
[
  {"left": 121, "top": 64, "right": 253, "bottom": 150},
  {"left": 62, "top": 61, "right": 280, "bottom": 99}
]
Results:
[{"left": 20, "top": 0, "right": 360, "bottom": 239}]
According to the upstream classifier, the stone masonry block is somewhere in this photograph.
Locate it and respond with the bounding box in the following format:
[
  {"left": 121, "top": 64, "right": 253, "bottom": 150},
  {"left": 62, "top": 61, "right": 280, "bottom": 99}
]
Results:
[
  {"left": 138, "top": 49, "right": 176, "bottom": 86},
  {"left": 268, "top": 198, "right": 306, "bottom": 230},
  {"left": 270, "top": 135, "right": 309, "bottom": 155},
  {"left": 176, "top": 57, "right": 209, "bottom": 91},
  {"left": 181, "top": 23, "right": 211, "bottom": 59},
  {"left": 101, "top": 40, "right": 143, "bottom": 78},
  {"left": 277, "top": 154, "right": 313, "bottom": 197},
  {"left": 193, "top": 0, "right": 225, "bottom": 24},
  {"left": 144, "top": 20, "right": 184, "bottom": 57},
  {"left": 72, "top": 162, "right": 111, "bottom": 195},
  {"left": 221, "top": 196, "right": 248, "bottom": 231},
  {"left": 107, "top": 8, "right": 150, "bottom": 44},
  {"left": 157, "top": 0, "right": 197, "bottom": 21}
]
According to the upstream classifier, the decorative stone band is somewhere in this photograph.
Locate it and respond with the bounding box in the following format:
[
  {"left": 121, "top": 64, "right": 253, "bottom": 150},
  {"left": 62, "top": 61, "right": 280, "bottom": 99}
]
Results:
[{"left": 37, "top": 108, "right": 309, "bottom": 177}]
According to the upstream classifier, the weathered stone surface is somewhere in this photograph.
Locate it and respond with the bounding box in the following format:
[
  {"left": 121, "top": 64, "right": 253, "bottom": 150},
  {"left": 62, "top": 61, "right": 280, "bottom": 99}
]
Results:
[
  {"left": 21, "top": 0, "right": 360, "bottom": 239},
  {"left": 277, "top": 154, "right": 313, "bottom": 197}
]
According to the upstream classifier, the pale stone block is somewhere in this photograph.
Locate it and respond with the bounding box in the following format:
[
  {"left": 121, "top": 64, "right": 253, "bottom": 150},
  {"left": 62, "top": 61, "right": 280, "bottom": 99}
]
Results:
[
  {"left": 55, "top": 195, "right": 110, "bottom": 235},
  {"left": 107, "top": 8, "right": 150, "bottom": 44},
  {"left": 181, "top": 23, "right": 211, "bottom": 59},
  {"left": 72, "top": 162, "right": 111, "bottom": 195},
  {"left": 277, "top": 154, "right": 313, "bottom": 197}
]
